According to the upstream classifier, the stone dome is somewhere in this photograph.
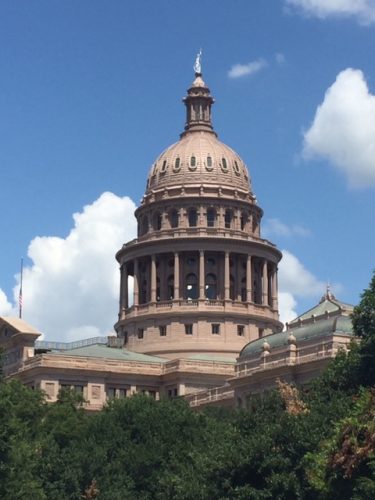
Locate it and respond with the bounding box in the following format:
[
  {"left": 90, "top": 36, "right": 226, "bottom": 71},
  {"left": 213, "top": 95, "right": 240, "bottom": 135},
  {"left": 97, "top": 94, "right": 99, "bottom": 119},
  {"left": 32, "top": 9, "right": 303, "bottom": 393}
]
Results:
[
  {"left": 145, "top": 72, "right": 252, "bottom": 196},
  {"left": 146, "top": 132, "right": 252, "bottom": 194}
]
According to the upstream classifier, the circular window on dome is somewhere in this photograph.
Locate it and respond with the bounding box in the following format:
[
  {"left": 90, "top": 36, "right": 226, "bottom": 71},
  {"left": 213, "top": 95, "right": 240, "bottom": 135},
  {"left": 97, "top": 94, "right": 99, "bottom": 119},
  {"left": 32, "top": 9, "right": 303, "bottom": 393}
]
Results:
[
  {"left": 233, "top": 161, "right": 240, "bottom": 176},
  {"left": 189, "top": 156, "right": 197, "bottom": 171},
  {"left": 221, "top": 157, "right": 228, "bottom": 172},
  {"left": 173, "top": 157, "right": 181, "bottom": 172},
  {"left": 206, "top": 156, "right": 213, "bottom": 171}
]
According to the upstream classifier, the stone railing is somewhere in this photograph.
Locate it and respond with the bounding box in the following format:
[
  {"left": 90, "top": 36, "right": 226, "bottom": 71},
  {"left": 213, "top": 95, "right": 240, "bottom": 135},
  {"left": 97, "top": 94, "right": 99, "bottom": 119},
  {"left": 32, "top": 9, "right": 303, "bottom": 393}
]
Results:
[
  {"left": 123, "top": 229, "right": 277, "bottom": 249},
  {"left": 185, "top": 385, "right": 234, "bottom": 408},
  {"left": 122, "top": 300, "right": 278, "bottom": 320}
]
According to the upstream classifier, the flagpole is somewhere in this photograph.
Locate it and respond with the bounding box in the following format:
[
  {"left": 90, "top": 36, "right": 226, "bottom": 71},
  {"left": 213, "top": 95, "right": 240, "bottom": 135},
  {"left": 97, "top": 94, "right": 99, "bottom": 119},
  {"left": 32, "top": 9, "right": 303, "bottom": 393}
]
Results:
[{"left": 19, "top": 257, "right": 23, "bottom": 319}]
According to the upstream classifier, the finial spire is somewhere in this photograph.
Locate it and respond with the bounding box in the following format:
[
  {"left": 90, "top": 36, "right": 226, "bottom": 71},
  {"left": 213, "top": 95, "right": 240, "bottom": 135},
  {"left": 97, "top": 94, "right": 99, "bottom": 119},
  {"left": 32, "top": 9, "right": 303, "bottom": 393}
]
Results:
[{"left": 193, "top": 48, "right": 202, "bottom": 75}]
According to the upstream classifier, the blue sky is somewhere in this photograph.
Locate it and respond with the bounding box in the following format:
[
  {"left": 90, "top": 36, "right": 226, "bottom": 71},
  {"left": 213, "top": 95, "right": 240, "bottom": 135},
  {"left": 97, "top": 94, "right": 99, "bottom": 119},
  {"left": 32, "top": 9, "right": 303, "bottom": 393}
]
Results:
[{"left": 1, "top": 0, "right": 374, "bottom": 340}]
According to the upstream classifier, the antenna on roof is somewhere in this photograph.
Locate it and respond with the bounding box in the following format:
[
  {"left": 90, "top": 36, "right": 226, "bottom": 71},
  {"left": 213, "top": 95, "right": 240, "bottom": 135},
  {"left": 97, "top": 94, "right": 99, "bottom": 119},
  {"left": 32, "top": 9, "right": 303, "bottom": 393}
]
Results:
[{"left": 19, "top": 258, "right": 23, "bottom": 319}]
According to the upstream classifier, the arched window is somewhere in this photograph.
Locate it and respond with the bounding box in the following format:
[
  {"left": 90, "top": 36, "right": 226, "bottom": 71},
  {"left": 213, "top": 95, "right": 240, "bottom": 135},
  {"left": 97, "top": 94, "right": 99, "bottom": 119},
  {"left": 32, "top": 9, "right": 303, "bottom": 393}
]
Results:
[
  {"left": 185, "top": 273, "right": 198, "bottom": 300},
  {"left": 141, "top": 280, "right": 148, "bottom": 304},
  {"left": 225, "top": 209, "right": 232, "bottom": 229},
  {"left": 170, "top": 210, "right": 179, "bottom": 228},
  {"left": 233, "top": 161, "right": 240, "bottom": 175},
  {"left": 230, "top": 275, "right": 235, "bottom": 301},
  {"left": 161, "top": 160, "right": 167, "bottom": 173},
  {"left": 167, "top": 275, "right": 174, "bottom": 300},
  {"left": 207, "top": 208, "right": 216, "bottom": 228},
  {"left": 222, "top": 157, "right": 228, "bottom": 171},
  {"left": 140, "top": 216, "right": 149, "bottom": 236},
  {"left": 205, "top": 273, "right": 217, "bottom": 300},
  {"left": 241, "top": 277, "right": 247, "bottom": 302},
  {"left": 153, "top": 212, "right": 162, "bottom": 231},
  {"left": 188, "top": 208, "right": 197, "bottom": 227},
  {"left": 241, "top": 211, "right": 248, "bottom": 231},
  {"left": 174, "top": 157, "right": 180, "bottom": 171},
  {"left": 156, "top": 277, "right": 161, "bottom": 302},
  {"left": 190, "top": 156, "right": 196, "bottom": 169},
  {"left": 206, "top": 156, "right": 213, "bottom": 170}
]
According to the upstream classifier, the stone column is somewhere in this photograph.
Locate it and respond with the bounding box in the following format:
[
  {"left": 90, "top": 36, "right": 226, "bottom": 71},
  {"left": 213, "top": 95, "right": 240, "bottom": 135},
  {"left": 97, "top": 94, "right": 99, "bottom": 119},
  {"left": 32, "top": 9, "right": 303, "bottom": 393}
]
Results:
[
  {"left": 174, "top": 252, "right": 180, "bottom": 300},
  {"left": 224, "top": 251, "right": 230, "bottom": 300},
  {"left": 151, "top": 255, "right": 157, "bottom": 302},
  {"left": 273, "top": 266, "right": 279, "bottom": 310},
  {"left": 246, "top": 255, "right": 252, "bottom": 303},
  {"left": 133, "top": 259, "right": 139, "bottom": 306},
  {"left": 262, "top": 260, "right": 268, "bottom": 305},
  {"left": 199, "top": 250, "right": 205, "bottom": 299}
]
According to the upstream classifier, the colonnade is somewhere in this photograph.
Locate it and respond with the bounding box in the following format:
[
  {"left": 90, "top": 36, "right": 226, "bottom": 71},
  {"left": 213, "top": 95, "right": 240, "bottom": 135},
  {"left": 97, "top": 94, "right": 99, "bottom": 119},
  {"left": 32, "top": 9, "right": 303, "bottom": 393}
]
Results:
[
  {"left": 138, "top": 203, "right": 261, "bottom": 237},
  {"left": 120, "top": 251, "right": 278, "bottom": 312}
]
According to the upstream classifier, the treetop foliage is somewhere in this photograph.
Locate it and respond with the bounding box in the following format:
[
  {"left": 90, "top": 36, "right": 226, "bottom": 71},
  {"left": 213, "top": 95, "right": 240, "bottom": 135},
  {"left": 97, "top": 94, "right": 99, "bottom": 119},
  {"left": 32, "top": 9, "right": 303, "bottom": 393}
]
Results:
[{"left": 0, "top": 271, "right": 374, "bottom": 499}]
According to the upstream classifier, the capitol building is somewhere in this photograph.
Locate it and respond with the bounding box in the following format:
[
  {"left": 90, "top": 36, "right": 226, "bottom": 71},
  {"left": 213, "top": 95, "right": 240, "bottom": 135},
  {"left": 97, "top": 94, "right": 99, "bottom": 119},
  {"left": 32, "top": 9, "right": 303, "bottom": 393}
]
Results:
[{"left": 0, "top": 65, "right": 354, "bottom": 410}]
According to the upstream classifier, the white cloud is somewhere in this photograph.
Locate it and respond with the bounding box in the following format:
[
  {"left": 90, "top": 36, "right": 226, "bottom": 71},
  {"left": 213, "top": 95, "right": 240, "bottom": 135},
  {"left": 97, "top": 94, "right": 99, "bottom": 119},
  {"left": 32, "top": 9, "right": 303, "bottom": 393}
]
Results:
[
  {"left": 0, "top": 289, "right": 14, "bottom": 317},
  {"left": 0, "top": 192, "right": 137, "bottom": 341},
  {"left": 278, "top": 292, "right": 298, "bottom": 325},
  {"left": 263, "top": 218, "right": 311, "bottom": 238},
  {"left": 277, "top": 250, "right": 328, "bottom": 325},
  {"left": 285, "top": 0, "right": 375, "bottom": 24},
  {"left": 228, "top": 59, "right": 268, "bottom": 79},
  {"left": 303, "top": 68, "right": 375, "bottom": 188},
  {"left": 278, "top": 249, "right": 325, "bottom": 297}
]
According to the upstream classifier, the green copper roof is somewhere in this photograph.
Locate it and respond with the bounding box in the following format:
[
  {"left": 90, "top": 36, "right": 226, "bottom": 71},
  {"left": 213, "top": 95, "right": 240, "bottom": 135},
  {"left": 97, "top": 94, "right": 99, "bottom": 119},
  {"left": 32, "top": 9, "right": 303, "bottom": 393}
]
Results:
[
  {"left": 289, "top": 294, "right": 353, "bottom": 325},
  {"left": 239, "top": 315, "right": 354, "bottom": 358},
  {"left": 48, "top": 344, "right": 168, "bottom": 363},
  {"left": 187, "top": 354, "right": 236, "bottom": 363}
]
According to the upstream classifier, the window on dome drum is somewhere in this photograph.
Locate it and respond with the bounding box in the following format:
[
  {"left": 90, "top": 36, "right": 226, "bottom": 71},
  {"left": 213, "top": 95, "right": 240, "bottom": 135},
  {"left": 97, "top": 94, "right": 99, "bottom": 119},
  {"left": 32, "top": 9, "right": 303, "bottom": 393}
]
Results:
[
  {"left": 205, "top": 273, "right": 217, "bottom": 299},
  {"left": 141, "top": 215, "right": 149, "bottom": 236},
  {"left": 241, "top": 212, "right": 248, "bottom": 231},
  {"left": 137, "top": 328, "right": 144, "bottom": 339},
  {"left": 174, "top": 157, "right": 180, "bottom": 171},
  {"left": 212, "top": 324, "right": 220, "bottom": 335},
  {"left": 167, "top": 275, "right": 174, "bottom": 299},
  {"left": 237, "top": 325, "right": 245, "bottom": 336},
  {"left": 123, "top": 331, "right": 128, "bottom": 344},
  {"left": 207, "top": 208, "right": 216, "bottom": 227},
  {"left": 161, "top": 160, "right": 167, "bottom": 173},
  {"left": 170, "top": 209, "right": 179, "bottom": 228},
  {"left": 141, "top": 280, "right": 148, "bottom": 304},
  {"left": 258, "top": 328, "right": 264, "bottom": 338},
  {"left": 225, "top": 209, "right": 232, "bottom": 229},
  {"left": 188, "top": 208, "right": 197, "bottom": 227},
  {"left": 190, "top": 156, "right": 196, "bottom": 168},
  {"left": 233, "top": 161, "right": 240, "bottom": 174},
  {"left": 241, "top": 277, "right": 247, "bottom": 302},
  {"left": 185, "top": 273, "right": 198, "bottom": 300},
  {"left": 222, "top": 157, "right": 228, "bottom": 171},
  {"left": 156, "top": 276, "right": 160, "bottom": 301},
  {"left": 230, "top": 276, "right": 235, "bottom": 301},
  {"left": 185, "top": 324, "right": 193, "bottom": 335},
  {"left": 159, "top": 325, "right": 167, "bottom": 336},
  {"left": 154, "top": 213, "right": 162, "bottom": 231}
]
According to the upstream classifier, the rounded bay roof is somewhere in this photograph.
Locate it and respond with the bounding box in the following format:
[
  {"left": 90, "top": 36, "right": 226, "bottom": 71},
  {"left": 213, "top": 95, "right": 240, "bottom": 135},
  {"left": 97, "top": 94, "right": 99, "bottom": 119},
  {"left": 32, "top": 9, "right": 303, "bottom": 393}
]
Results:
[{"left": 145, "top": 72, "right": 252, "bottom": 196}]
